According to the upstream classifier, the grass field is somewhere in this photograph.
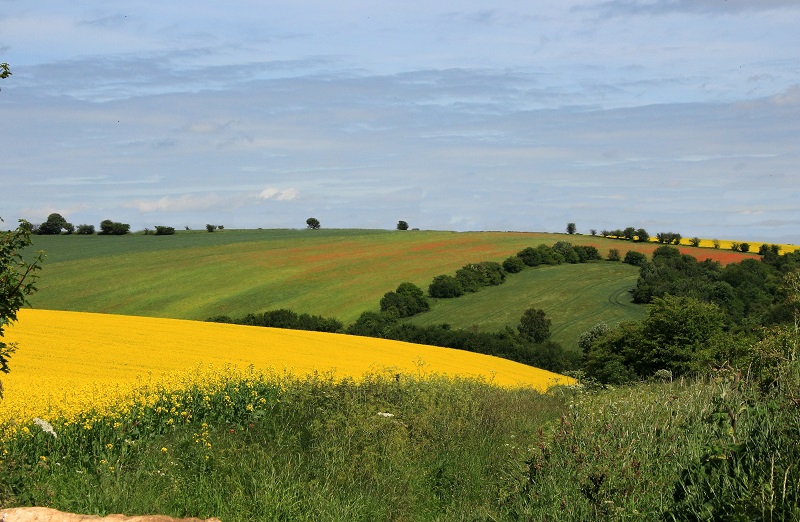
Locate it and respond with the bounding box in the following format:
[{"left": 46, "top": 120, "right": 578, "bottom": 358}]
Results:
[
  {"left": 408, "top": 262, "right": 646, "bottom": 350},
  {"left": 27, "top": 229, "right": 757, "bottom": 326}
]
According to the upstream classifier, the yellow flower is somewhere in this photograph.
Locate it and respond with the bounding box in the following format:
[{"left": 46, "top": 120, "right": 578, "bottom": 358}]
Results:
[{"left": 160, "top": 447, "right": 168, "bottom": 453}]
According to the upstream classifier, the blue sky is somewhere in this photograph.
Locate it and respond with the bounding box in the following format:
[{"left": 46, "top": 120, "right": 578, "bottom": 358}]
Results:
[{"left": 2, "top": 0, "right": 799, "bottom": 242}]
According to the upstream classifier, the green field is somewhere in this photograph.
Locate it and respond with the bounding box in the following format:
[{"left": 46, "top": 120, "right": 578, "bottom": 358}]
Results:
[
  {"left": 27, "top": 229, "right": 673, "bottom": 349},
  {"left": 408, "top": 262, "right": 646, "bottom": 350}
]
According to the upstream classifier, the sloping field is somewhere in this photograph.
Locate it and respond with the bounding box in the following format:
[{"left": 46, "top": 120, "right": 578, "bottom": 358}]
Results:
[
  {"left": 1, "top": 309, "right": 572, "bottom": 427},
  {"left": 409, "top": 262, "right": 646, "bottom": 350},
  {"left": 28, "top": 229, "right": 758, "bottom": 324}
]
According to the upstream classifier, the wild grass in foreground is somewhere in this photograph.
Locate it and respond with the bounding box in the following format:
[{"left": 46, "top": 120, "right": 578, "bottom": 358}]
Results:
[{"left": 0, "top": 370, "right": 565, "bottom": 521}]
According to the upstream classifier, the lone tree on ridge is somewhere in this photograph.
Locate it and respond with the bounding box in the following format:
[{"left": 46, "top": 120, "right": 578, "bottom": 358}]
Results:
[{"left": 306, "top": 217, "right": 321, "bottom": 230}]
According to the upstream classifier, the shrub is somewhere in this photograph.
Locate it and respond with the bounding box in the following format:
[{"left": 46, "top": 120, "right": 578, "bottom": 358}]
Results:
[
  {"left": 573, "top": 245, "right": 601, "bottom": 262},
  {"left": 428, "top": 275, "right": 464, "bottom": 298},
  {"left": 623, "top": 250, "right": 647, "bottom": 267},
  {"left": 517, "top": 308, "right": 551, "bottom": 343},
  {"left": 502, "top": 255, "right": 526, "bottom": 273},
  {"left": 380, "top": 282, "right": 430, "bottom": 317},
  {"left": 607, "top": 248, "right": 621, "bottom": 262},
  {"left": 99, "top": 219, "right": 130, "bottom": 235},
  {"left": 155, "top": 226, "right": 176, "bottom": 236},
  {"left": 76, "top": 224, "right": 95, "bottom": 235}
]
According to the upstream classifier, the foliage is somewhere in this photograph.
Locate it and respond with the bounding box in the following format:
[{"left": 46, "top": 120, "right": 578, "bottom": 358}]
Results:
[
  {"left": 689, "top": 236, "right": 701, "bottom": 247},
  {"left": 577, "top": 321, "right": 609, "bottom": 355},
  {"left": 306, "top": 217, "right": 321, "bottom": 230},
  {"left": 428, "top": 274, "right": 464, "bottom": 298},
  {"left": 634, "top": 228, "right": 649, "bottom": 242},
  {"left": 208, "top": 308, "right": 343, "bottom": 333},
  {"left": 552, "top": 241, "right": 580, "bottom": 263},
  {"left": 584, "top": 295, "right": 727, "bottom": 383},
  {"left": 518, "top": 308, "right": 551, "bottom": 343},
  {"left": 76, "top": 224, "right": 95, "bottom": 235},
  {"left": 657, "top": 232, "right": 683, "bottom": 245},
  {"left": 0, "top": 219, "right": 44, "bottom": 395},
  {"left": 99, "top": 219, "right": 130, "bottom": 235},
  {"left": 154, "top": 226, "right": 175, "bottom": 236},
  {"left": 205, "top": 224, "right": 217, "bottom": 232},
  {"left": 0, "top": 63, "right": 10, "bottom": 79},
  {"left": 36, "top": 213, "right": 73, "bottom": 235},
  {"left": 566, "top": 222, "right": 576, "bottom": 235},
  {"left": 623, "top": 250, "right": 647, "bottom": 267},
  {"left": 607, "top": 248, "right": 620, "bottom": 261},
  {"left": 454, "top": 262, "right": 505, "bottom": 292},
  {"left": 379, "top": 282, "right": 430, "bottom": 318},
  {"left": 502, "top": 255, "right": 526, "bottom": 273},
  {"left": 396, "top": 220, "right": 409, "bottom": 230}
]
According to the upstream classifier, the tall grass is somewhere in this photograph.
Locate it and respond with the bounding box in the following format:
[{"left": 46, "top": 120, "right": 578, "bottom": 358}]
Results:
[{"left": 0, "top": 370, "right": 565, "bottom": 520}]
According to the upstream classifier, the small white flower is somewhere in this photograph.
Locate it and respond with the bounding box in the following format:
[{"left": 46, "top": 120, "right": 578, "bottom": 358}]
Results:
[
  {"left": 33, "top": 417, "right": 57, "bottom": 439},
  {"left": 376, "top": 412, "right": 395, "bottom": 418}
]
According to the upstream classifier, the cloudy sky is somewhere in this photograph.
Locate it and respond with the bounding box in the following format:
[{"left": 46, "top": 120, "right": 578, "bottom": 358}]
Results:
[{"left": 1, "top": 1, "right": 799, "bottom": 242}]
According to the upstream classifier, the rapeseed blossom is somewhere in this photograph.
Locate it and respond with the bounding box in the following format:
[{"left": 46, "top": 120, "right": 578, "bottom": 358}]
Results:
[{"left": 1, "top": 309, "right": 573, "bottom": 435}]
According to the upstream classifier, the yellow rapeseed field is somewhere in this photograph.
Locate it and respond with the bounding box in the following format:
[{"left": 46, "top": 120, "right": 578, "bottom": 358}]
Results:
[{"left": 2, "top": 309, "right": 572, "bottom": 429}]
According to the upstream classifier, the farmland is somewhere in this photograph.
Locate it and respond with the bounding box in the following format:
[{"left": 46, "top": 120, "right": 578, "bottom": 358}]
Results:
[
  {"left": 408, "top": 261, "right": 646, "bottom": 349},
  {"left": 27, "top": 229, "right": 754, "bottom": 326},
  {"left": 2, "top": 308, "right": 570, "bottom": 431}
]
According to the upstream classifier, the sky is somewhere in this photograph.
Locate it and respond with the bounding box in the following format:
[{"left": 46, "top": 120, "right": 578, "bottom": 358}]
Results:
[{"left": 1, "top": 0, "right": 799, "bottom": 242}]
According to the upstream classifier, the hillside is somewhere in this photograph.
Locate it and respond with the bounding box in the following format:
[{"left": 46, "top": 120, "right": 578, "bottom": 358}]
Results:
[
  {"left": 408, "top": 261, "right": 646, "bottom": 350},
  {"left": 27, "top": 229, "right": 757, "bottom": 327}
]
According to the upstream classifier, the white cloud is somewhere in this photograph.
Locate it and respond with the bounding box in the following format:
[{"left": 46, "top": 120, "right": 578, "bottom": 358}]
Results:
[
  {"left": 255, "top": 188, "right": 299, "bottom": 201},
  {"left": 126, "top": 194, "right": 224, "bottom": 213}
]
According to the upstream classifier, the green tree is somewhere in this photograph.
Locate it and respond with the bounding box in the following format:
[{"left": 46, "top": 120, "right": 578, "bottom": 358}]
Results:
[
  {"left": 634, "top": 228, "right": 649, "bottom": 242},
  {"left": 99, "top": 219, "right": 130, "bottom": 235},
  {"left": 1, "top": 218, "right": 44, "bottom": 397},
  {"left": 689, "top": 237, "right": 701, "bottom": 247},
  {"left": 37, "top": 213, "right": 72, "bottom": 235},
  {"left": 306, "top": 217, "right": 321, "bottom": 230},
  {"left": 623, "top": 227, "right": 636, "bottom": 241},
  {"left": 76, "top": 224, "right": 95, "bottom": 235},
  {"left": 518, "top": 308, "right": 551, "bottom": 343},
  {"left": 428, "top": 275, "right": 463, "bottom": 298},
  {"left": 584, "top": 295, "right": 727, "bottom": 383},
  {"left": 155, "top": 226, "right": 176, "bottom": 235},
  {"left": 623, "top": 250, "right": 647, "bottom": 267},
  {"left": 566, "top": 222, "right": 576, "bottom": 235},
  {"left": 396, "top": 220, "right": 409, "bottom": 231},
  {"left": 205, "top": 224, "right": 217, "bottom": 232},
  {"left": 379, "top": 282, "right": 430, "bottom": 317},
  {"left": 502, "top": 255, "right": 526, "bottom": 273}
]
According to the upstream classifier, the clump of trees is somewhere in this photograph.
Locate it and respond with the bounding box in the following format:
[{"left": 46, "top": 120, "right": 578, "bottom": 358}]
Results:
[
  {"left": 600, "top": 227, "right": 651, "bottom": 242},
  {"left": 656, "top": 232, "right": 683, "bottom": 245},
  {"left": 380, "top": 283, "right": 429, "bottom": 317},
  {"left": 580, "top": 243, "right": 800, "bottom": 384},
  {"left": 208, "top": 309, "right": 343, "bottom": 333},
  {"left": 99, "top": 219, "right": 130, "bottom": 235},
  {"left": 76, "top": 224, "right": 95, "bottom": 235},
  {"left": 34, "top": 213, "right": 73, "bottom": 235},
  {"left": 396, "top": 221, "right": 409, "bottom": 231},
  {"left": 155, "top": 226, "right": 175, "bottom": 235}
]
